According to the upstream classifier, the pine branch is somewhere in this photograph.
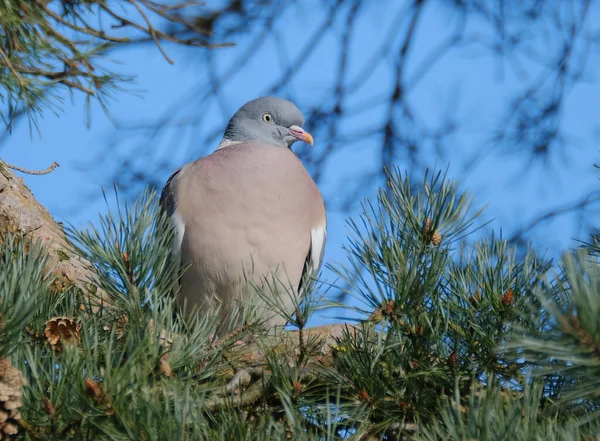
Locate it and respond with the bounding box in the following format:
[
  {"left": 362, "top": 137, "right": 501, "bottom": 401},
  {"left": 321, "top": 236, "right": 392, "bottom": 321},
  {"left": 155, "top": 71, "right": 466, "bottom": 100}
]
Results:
[
  {"left": 506, "top": 251, "right": 600, "bottom": 417},
  {"left": 0, "top": 1, "right": 233, "bottom": 128},
  {"left": 416, "top": 378, "right": 598, "bottom": 441},
  {"left": 3, "top": 165, "right": 600, "bottom": 439}
]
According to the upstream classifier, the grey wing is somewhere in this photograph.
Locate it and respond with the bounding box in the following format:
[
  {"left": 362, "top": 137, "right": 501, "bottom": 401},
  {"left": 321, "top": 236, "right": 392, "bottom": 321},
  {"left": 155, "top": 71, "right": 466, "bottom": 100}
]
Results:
[
  {"left": 159, "top": 169, "right": 185, "bottom": 276},
  {"left": 159, "top": 169, "right": 181, "bottom": 218}
]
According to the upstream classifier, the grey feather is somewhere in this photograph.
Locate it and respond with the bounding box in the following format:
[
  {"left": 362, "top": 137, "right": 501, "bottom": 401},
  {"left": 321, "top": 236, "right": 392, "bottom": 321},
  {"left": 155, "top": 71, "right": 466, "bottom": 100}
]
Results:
[
  {"left": 159, "top": 169, "right": 181, "bottom": 218},
  {"left": 220, "top": 96, "right": 309, "bottom": 149},
  {"left": 161, "top": 97, "right": 325, "bottom": 332}
]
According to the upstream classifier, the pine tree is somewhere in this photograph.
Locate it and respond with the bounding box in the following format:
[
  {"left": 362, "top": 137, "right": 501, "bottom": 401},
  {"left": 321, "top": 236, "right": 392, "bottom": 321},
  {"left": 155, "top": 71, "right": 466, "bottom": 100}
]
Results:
[
  {"left": 0, "top": 168, "right": 598, "bottom": 439},
  {"left": 1, "top": 2, "right": 600, "bottom": 440}
]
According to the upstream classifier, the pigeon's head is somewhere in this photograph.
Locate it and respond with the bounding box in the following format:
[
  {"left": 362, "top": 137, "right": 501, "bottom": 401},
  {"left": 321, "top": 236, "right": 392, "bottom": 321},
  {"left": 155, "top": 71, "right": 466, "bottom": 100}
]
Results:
[{"left": 221, "top": 96, "right": 314, "bottom": 149}]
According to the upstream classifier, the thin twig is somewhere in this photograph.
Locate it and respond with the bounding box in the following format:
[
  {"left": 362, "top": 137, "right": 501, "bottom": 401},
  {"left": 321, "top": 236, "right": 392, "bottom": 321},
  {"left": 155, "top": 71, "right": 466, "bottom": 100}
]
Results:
[
  {"left": 204, "top": 374, "right": 267, "bottom": 411},
  {"left": 508, "top": 192, "right": 600, "bottom": 245},
  {"left": 1, "top": 160, "right": 60, "bottom": 175},
  {"left": 0, "top": 46, "right": 25, "bottom": 88},
  {"left": 131, "top": 0, "right": 174, "bottom": 64},
  {"left": 36, "top": 1, "right": 131, "bottom": 43}
]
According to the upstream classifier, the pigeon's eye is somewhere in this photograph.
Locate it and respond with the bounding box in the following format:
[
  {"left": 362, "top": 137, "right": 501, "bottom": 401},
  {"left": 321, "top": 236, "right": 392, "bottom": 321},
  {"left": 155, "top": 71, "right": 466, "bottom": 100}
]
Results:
[{"left": 262, "top": 113, "right": 273, "bottom": 123}]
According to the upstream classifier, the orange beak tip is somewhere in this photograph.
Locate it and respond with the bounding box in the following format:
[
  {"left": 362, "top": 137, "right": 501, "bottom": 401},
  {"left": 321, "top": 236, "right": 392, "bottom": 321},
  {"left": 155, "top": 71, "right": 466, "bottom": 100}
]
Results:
[{"left": 306, "top": 132, "right": 315, "bottom": 146}]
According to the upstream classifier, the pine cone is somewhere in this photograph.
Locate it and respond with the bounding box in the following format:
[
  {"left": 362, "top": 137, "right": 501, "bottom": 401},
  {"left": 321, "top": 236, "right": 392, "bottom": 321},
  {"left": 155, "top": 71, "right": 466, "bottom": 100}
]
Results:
[
  {"left": 501, "top": 288, "right": 514, "bottom": 306},
  {"left": 423, "top": 217, "right": 442, "bottom": 246},
  {"left": 44, "top": 317, "right": 81, "bottom": 351},
  {"left": 0, "top": 358, "right": 26, "bottom": 439},
  {"left": 159, "top": 354, "right": 173, "bottom": 378},
  {"left": 447, "top": 350, "right": 458, "bottom": 367},
  {"left": 368, "top": 309, "right": 383, "bottom": 322},
  {"left": 431, "top": 230, "right": 442, "bottom": 246}
]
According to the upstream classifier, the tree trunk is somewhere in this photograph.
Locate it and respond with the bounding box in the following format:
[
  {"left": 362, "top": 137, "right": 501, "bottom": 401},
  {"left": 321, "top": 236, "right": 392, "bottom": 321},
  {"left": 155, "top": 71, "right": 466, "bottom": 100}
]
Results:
[{"left": 0, "top": 162, "right": 99, "bottom": 297}]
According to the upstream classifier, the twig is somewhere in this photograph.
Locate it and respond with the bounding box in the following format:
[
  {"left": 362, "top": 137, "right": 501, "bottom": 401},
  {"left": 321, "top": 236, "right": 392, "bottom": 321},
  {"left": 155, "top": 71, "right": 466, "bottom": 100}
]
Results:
[
  {"left": 204, "top": 374, "right": 267, "bottom": 411},
  {"left": 1, "top": 160, "right": 60, "bottom": 175},
  {"left": 0, "top": 46, "right": 25, "bottom": 88},
  {"left": 148, "top": 1, "right": 206, "bottom": 12},
  {"left": 508, "top": 192, "right": 600, "bottom": 245},
  {"left": 36, "top": 1, "right": 131, "bottom": 44},
  {"left": 144, "top": 1, "right": 212, "bottom": 37},
  {"left": 131, "top": 0, "right": 174, "bottom": 64}
]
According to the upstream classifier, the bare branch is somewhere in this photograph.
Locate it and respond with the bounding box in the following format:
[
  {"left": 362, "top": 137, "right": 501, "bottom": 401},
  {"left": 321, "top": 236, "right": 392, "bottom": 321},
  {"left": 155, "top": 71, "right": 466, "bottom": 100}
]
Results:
[
  {"left": 1, "top": 161, "right": 60, "bottom": 176},
  {"left": 508, "top": 192, "right": 600, "bottom": 246}
]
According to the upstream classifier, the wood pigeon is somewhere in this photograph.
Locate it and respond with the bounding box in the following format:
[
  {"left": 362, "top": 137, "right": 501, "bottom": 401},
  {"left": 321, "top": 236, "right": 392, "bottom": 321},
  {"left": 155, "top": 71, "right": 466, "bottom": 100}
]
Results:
[{"left": 160, "top": 96, "right": 326, "bottom": 331}]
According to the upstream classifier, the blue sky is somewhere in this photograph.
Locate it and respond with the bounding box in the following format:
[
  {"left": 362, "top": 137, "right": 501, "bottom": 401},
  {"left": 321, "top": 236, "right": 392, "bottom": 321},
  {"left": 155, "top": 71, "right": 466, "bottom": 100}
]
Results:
[{"left": 1, "top": 1, "right": 599, "bottom": 326}]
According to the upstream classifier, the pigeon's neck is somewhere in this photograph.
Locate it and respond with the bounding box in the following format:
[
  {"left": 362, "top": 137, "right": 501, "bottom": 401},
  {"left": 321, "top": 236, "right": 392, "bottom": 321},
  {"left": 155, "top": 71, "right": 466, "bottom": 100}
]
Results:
[{"left": 216, "top": 138, "right": 244, "bottom": 151}]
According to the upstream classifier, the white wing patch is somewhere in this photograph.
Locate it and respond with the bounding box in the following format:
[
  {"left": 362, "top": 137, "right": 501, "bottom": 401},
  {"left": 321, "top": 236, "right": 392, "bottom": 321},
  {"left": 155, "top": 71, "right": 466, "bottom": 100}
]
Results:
[
  {"left": 309, "top": 222, "right": 327, "bottom": 278},
  {"left": 298, "top": 222, "right": 327, "bottom": 297},
  {"left": 170, "top": 211, "right": 186, "bottom": 259}
]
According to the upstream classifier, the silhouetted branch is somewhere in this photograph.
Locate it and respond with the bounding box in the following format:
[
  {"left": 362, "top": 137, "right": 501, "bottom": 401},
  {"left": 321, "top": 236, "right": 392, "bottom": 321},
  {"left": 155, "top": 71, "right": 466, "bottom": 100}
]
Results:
[
  {"left": 508, "top": 191, "right": 600, "bottom": 248},
  {"left": 67, "top": 0, "right": 600, "bottom": 255}
]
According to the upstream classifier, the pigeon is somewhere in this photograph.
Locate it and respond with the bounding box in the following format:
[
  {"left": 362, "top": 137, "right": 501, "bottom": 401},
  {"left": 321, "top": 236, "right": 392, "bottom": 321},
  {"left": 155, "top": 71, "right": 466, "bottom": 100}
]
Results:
[{"left": 160, "top": 96, "right": 326, "bottom": 331}]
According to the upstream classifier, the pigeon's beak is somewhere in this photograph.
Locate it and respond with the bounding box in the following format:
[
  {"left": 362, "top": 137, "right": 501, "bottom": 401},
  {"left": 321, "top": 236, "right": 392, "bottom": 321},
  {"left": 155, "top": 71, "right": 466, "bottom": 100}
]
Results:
[{"left": 289, "top": 125, "right": 314, "bottom": 146}]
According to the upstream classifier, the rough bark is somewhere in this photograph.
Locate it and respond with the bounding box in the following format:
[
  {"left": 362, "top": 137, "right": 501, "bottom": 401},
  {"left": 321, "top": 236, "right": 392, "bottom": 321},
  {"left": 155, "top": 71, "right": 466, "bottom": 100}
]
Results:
[{"left": 0, "top": 161, "right": 100, "bottom": 296}]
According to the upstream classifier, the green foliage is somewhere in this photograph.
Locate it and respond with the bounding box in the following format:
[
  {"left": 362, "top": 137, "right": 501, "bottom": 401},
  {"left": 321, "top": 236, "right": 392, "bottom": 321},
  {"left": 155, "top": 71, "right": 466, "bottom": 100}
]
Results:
[
  {"left": 326, "top": 169, "right": 550, "bottom": 431},
  {"left": 507, "top": 251, "right": 600, "bottom": 418},
  {"left": 0, "top": 1, "right": 226, "bottom": 130},
  {"left": 14, "top": 191, "right": 232, "bottom": 439},
  {"left": 0, "top": 235, "right": 50, "bottom": 357},
  {"left": 1, "top": 189, "right": 362, "bottom": 440},
  {"left": 1, "top": 168, "right": 599, "bottom": 439},
  {"left": 416, "top": 379, "right": 599, "bottom": 441}
]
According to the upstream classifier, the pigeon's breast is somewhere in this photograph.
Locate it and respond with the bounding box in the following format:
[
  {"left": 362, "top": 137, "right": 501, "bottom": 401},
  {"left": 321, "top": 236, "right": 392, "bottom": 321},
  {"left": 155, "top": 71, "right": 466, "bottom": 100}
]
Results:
[{"left": 177, "top": 143, "right": 324, "bottom": 287}]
